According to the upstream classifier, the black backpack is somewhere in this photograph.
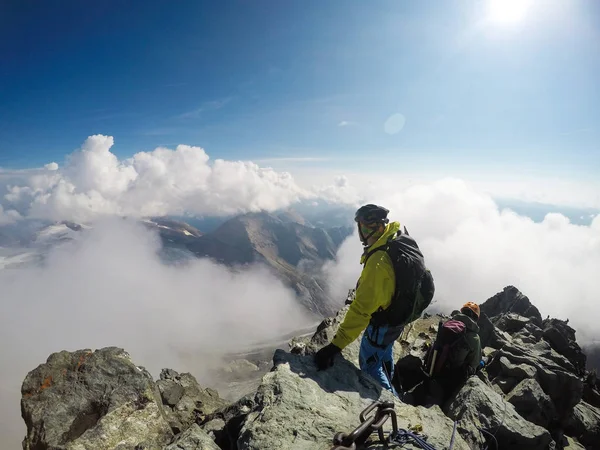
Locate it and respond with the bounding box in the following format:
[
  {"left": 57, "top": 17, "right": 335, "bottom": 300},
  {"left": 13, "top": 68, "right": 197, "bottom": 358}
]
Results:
[{"left": 367, "top": 227, "right": 435, "bottom": 327}]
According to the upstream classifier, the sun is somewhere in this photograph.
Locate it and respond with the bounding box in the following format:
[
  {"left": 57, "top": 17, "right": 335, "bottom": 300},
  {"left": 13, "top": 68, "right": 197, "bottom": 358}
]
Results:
[{"left": 488, "top": 0, "right": 532, "bottom": 24}]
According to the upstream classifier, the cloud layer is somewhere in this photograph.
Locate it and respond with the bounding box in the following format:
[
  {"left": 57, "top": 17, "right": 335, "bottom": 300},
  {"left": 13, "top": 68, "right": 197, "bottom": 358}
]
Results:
[
  {"left": 0, "top": 219, "right": 313, "bottom": 446},
  {"left": 323, "top": 178, "right": 600, "bottom": 343},
  {"left": 1, "top": 135, "right": 310, "bottom": 222}
]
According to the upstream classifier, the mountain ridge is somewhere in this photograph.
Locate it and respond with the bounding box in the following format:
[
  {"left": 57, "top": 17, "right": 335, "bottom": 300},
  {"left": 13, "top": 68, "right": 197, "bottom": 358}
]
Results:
[{"left": 186, "top": 211, "right": 353, "bottom": 316}]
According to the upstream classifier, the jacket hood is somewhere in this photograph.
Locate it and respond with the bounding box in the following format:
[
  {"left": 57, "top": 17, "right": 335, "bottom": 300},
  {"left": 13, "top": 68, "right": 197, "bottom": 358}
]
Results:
[{"left": 453, "top": 312, "right": 480, "bottom": 333}]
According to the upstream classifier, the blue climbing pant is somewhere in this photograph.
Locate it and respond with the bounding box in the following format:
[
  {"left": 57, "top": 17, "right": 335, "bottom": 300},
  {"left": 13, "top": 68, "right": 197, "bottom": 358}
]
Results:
[{"left": 359, "top": 323, "right": 404, "bottom": 396}]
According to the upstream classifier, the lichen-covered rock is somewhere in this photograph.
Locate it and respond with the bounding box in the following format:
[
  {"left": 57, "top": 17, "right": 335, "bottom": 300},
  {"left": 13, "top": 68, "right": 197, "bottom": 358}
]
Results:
[
  {"left": 446, "top": 377, "right": 553, "bottom": 450},
  {"left": 21, "top": 347, "right": 172, "bottom": 450},
  {"left": 164, "top": 424, "right": 221, "bottom": 450},
  {"left": 235, "top": 349, "right": 470, "bottom": 450},
  {"left": 157, "top": 369, "right": 227, "bottom": 434}
]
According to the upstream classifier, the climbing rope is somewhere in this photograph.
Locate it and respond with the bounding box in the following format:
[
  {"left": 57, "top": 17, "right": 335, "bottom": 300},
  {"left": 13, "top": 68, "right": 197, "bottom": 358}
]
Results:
[
  {"left": 388, "top": 429, "right": 438, "bottom": 450},
  {"left": 476, "top": 398, "right": 506, "bottom": 450}
]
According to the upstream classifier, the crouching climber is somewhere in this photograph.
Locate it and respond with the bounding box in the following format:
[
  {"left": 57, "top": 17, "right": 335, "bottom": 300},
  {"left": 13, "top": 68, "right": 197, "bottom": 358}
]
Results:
[
  {"left": 403, "top": 302, "right": 483, "bottom": 407},
  {"left": 314, "top": 204, "right": 435, "bottom": 396}
]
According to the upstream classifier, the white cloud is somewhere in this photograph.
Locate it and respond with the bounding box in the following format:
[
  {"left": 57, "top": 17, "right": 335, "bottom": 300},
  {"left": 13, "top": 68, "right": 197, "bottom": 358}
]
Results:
[
  {"left": 334, "top": 175, "right": 349, "bottom": 188},
  {"left": 0, "top": 219, "right": 313, "bottom": 446},
  {"left": 4, "top": 136, "right": 599, "bottom": 223},
  {"left": 0, "top": 205, "right": 20, "bottom": 225},
  {"left": 338, "top": 120, "right": 357, "bottom": 127},
  {"left": 323, "top": 178, "right": 600, "bottom": 345},
  {"left": 2, "top": 135, "right": 311, "bottom": 222}
]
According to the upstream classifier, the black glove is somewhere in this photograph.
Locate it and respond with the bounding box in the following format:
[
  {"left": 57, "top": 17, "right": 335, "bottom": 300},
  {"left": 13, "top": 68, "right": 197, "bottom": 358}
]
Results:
[{"left": 314, "top": 343, "right": 341, "bottom": 370}]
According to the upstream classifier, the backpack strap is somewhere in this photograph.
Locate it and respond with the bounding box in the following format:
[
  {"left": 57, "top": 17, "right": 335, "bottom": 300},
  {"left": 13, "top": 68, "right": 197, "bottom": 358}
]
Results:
[{"left": 362, "top": 231, "right": 399, "bottom": 266}]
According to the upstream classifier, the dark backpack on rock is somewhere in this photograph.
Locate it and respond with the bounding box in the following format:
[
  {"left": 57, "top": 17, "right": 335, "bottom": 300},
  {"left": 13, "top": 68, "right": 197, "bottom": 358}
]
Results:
[
  {"left": 367, "top": 228, "right": 435, "bottom": 327},
  {"left": 424, "top": 319, "right": 468, "bottom": 377}
]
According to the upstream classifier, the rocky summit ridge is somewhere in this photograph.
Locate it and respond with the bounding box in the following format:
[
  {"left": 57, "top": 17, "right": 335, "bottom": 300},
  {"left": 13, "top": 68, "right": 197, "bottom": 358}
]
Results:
[{"left": 19, "top": 286, "right": 600, "bottom": 450}]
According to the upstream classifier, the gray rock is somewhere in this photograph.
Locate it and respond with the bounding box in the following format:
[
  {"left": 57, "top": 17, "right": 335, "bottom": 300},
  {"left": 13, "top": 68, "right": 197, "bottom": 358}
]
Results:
[
  {"left": 565, "top": 401, "right": 600, "bottom": 450},
  {"left": 487, "top": 342, "right": 583, "bottom": 418},
  {"left": 21, "top": 347, "right": 173, "bottom": 450},
  {"left": 446, "top": 377, "right": 553, "bottom": 450},
  {"left": 478, "top": 312, "right": 511, "bottom": 349},
  {"left": 542, "top": 319, "right": 587, "bottom": 375},
  {"left": 221, "top": 359, "right": 260, "bottom": 380},
  {"left": 498, "top": 356, "right": 537, "bottom": 380},
  {"left": 495, "top": 313, "right": 531, "bottom": 333},
  {"left": 491, "top": 376, "right": 519, "bottom": 395},
  {"left": 235, "top": 349, "right": 470, "bottom": 450},
  {"left": 160, "top": 382, "right": 185, "bottom": 407},
  {"left": 522, "top": 321, "right": 545, "bottom": 339},
  {"left": 157, "top": 369, "right": 227, "bottom": 434},
  {"left": 583, "top": 372, "right": 600, "bottom": 409},
  {"left": 564, "top": 435, "right": 586, "bottom": 449},
  {"left": 480, "top": 285, "right": 543, "bottom": 325},
  {"left": 164, "top": 424, "right": 221, "bottom": 450},
  {"left": 507, "top": 378, "right": 557, "bottom": 428},
  {"left": 200, "top": 394, "right": 259, "bottom": 449}
]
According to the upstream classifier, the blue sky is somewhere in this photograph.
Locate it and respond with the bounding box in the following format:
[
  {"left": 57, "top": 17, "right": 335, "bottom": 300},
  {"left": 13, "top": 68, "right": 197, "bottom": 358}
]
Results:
[{"left": 1, "top": 0, "right": 599, "bottom": 179}]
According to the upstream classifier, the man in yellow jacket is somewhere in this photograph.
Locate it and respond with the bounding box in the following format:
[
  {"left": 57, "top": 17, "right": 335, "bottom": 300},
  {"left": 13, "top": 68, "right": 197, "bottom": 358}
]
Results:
[{"left": 315, "top": 204, "right": 410, "bottom": 395}]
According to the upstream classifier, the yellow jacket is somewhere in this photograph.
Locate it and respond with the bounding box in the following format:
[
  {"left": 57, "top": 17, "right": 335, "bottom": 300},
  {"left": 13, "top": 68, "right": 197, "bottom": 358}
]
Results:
[{"left": 332, "top": 221, "right": 400, "bottom": 349}]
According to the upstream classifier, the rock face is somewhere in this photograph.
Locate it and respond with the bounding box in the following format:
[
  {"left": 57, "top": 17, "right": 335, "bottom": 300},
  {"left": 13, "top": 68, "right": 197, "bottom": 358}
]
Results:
[
  {"left": 156, "top": 369, "right": 227, "bottom": 434},
  {"left": 21, "top": 347, "right": 173, "bottom": 450},
  {"left": 565, "top": 401, "right": 600, "bottom": 450},
  {"left": 164, "top": 424, "right": 221, "bottom": 450},
  {"left": 506, "top": 378, "right": 557, "bottom": 428},
  {"left": 202, "top": 329, "right": 469, "bottom": 450},
  {"left": 542, "top": 318, "right": 587, "bottom": 375},
  {"left": 480, "top": 285, "right": 543, "bottom": 325},
  {"left": 19, "top": 285, "right": 600, "bottom": 450},
  {"left": 447, "top": 377, "right": 553, "bottom": 450},
  {"left": 186, "top": 212, "right": 353, "bottom": 316}
]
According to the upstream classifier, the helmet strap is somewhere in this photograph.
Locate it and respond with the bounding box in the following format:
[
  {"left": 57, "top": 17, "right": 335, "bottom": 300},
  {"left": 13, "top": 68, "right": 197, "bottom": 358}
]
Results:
[{"left": 358, "top": 222, "right": 380, "bottom": 247}]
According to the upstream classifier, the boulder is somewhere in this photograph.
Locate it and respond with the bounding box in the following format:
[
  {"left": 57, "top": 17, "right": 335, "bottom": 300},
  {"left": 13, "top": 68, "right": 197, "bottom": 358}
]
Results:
[
  {"left": 506, "top": 378, "right": 557, "bottom": 428},
  {"left": 583, "top": 372, "right": 600, "bottom": 409},
  {"left": 478, "top": 312, "right": 511, "bottom": 349},
  {"left": 164, "top": 424, "right": 221, "bottom": 450},
  {"left": 565, "top": 401, "right": 600, "bottom": 450},
  {"left": 199, "top": 394, "right": 259, "bottom": 449},
  {"left": 157, "top": 369, "right": 227, "bottom": 434},
  {"left": 235, "top": 349, "right": 470, "bottom": 450},
  {"left": 498, "top": 356, "right": 537, "bottom": 380},
  {"left": 480, "top": 285, "right": 543, "bottom": 325},
  {"left": 494, "top": 313, "right": 531, "bottom": 333},
  {"left": 21, "top": 347, "right": 173, "bottom": 450},
  {"left": 542, "top": 318, "right": 587, "bottom": 375},
  {"left": 564, "top": 436, "right": 587, "bottom": 449},
  {"left": 487, "top": 341, "right": 583, "bottom": 419},
  {"left": 491, "top": 376, "right": 519, "bottom": 395},
  {"left": 446, "top": 377, "right": 553, "bottom": 450}
]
